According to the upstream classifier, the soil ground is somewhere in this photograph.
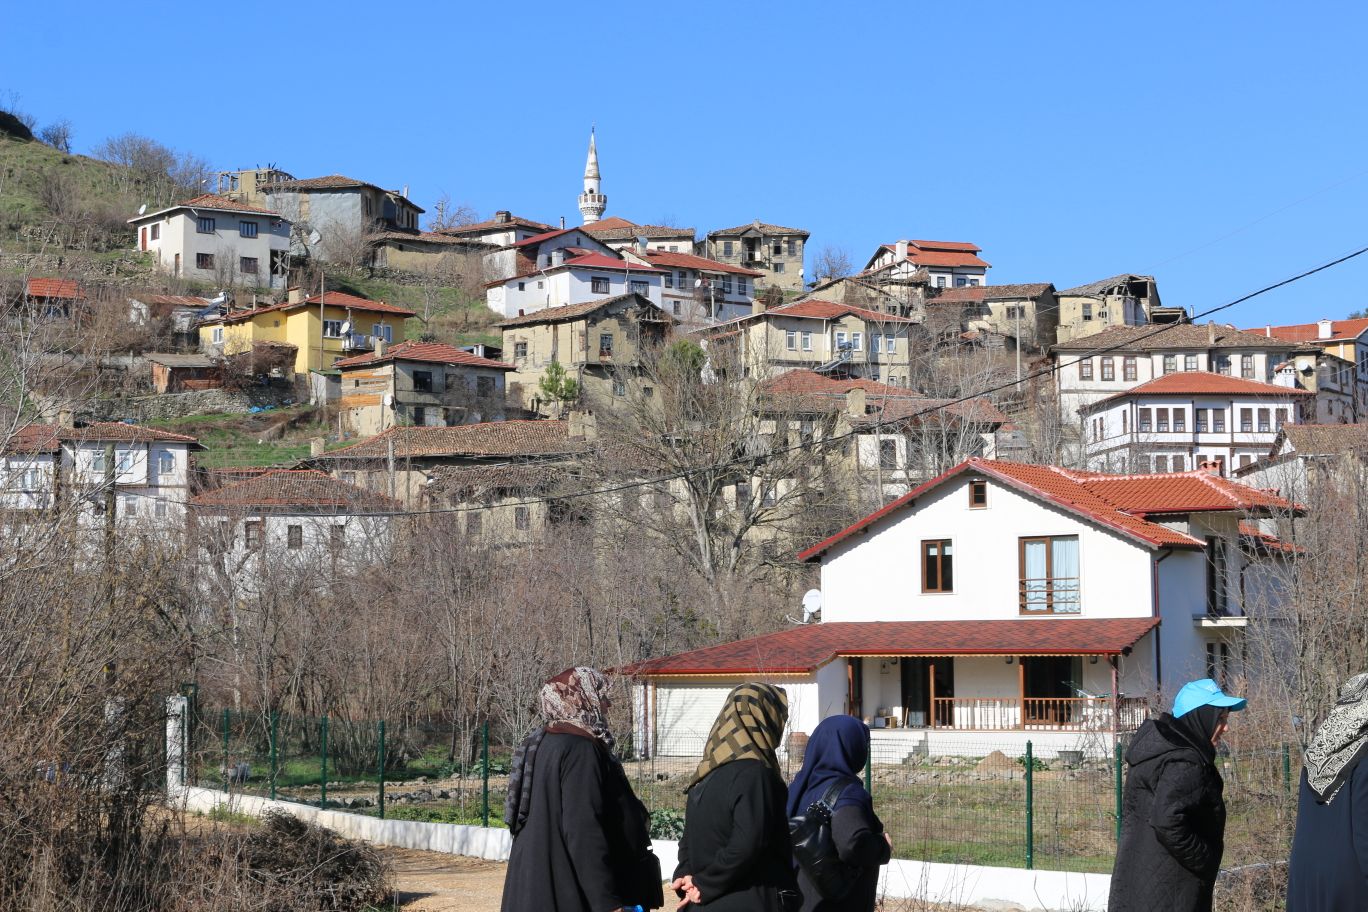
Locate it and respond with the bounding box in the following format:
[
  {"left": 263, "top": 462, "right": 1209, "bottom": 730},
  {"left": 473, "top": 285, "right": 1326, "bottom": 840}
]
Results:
[{"left": 387, "top": 849, "right": 506, "bottom": 912}]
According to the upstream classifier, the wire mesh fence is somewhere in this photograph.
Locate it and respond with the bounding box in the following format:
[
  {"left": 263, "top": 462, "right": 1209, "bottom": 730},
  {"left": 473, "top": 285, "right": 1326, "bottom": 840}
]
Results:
[{"left": 177, "top": 701, "right": 1299, "bottom": 874}]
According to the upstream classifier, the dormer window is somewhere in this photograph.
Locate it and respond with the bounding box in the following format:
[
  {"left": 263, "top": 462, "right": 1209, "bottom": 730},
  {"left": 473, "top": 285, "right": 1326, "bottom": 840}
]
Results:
[{"left": 969, "top": 479, "right": 987, "bottom": 508}]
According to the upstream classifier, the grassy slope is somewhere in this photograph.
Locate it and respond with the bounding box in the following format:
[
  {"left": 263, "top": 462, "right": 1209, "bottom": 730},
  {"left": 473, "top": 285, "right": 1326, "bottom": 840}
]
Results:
[{"left": 146, "top": 407, "right": 331, "bottom": 469}]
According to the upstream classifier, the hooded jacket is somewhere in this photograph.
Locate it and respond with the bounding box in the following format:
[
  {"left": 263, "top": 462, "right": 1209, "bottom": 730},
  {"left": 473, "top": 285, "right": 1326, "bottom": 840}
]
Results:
[{"left": 1108, "top": 713, "right": 1227, "bottom": 912}]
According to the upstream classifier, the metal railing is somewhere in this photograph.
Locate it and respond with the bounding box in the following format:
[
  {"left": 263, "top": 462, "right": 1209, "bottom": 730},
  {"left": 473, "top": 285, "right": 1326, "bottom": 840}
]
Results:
[{"left": 1019, "top": 577, "right": 1081, "bottom": 614}]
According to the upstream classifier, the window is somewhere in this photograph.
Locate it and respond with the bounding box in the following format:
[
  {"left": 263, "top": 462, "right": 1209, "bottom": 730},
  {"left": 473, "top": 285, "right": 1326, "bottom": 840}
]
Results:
[
  {"left": 1239, "top": 454, "right": 1254, "bottom": 468},
  {"left": 773, "top": 240, "right": 783, "bottom": 257},
  {"left": 372, "top": 323, "right": 393, "bottom": 343},
  {"left": 851, "top": 332, "right": 863, "bottom": 351},
  {"left": 787, "top": 239, "right": 798, "bottom": 257},
  {"left": 244, "top": 521, "right": 262, "bottom": 549},
  {"left": 1214, "top": 409, "right": 1226, "bottom": 432},
  {"left": 1241, "top": 355, "right": 1255, "bottom": 379},
  {"left": 1123, "top": 356, "right": 1137, "bottom": 381},
  {"left": 1122, "top": 410, "right": 1128, "bottom": 433},
  {"left": 1240, "top": 408, "right": 1254, "bottom": 432},
  {"left": 722, "top": 276, "right": 733, "bottom": 294},
  {"left": 412, "top": 406, "right": 426, "bottom": 426},
  {"left": 969, "top": 478, "right": 987, "bottom": 508},
  {"left": 1214, "top": 354, "right": 1231, "bottom": 375},
  {"left": 836, "top": 331, "right": 848, "bottom": 349},
  {"left": 612, "top": 378, "right": 626, "bottom": 397},
  {"left": 672, "top": 301, "right": 681, "bottom": 315},
  {"left": 329, "top": 525, "right": 345, "bottom": 551},
  {"left": 599, "top": 333, "right": 614, "bottom": 356},
  {"left": 1100, "top": 357, "right": 1115, "bottom": 381},
  {"left": 801, "top": 331, "right": 812, "bottom": 351},
  {"left": 1156, "top": 408, "right": 1169, "bottom": 432},
  {"left": 1163, "top": 354, "right": 1177, "bottom": 374},
  {"left": 591, "top": 277, "right": 610, "bottom": 294},
  {"left": 515, "top": 506, "right": 531, "bottom": 531},
  {"left": 465, "top": 511, "right": 483, "bottom": 536},
  {"left": 629, "top": 279, "right": 649, "bottom": 296},
  {"left": 121, "top": 495, "right": 138, "bottom": 517},
  {"left": 678, "top": 271, "right": 688, "bottom": 290},
  {"left": 323, "top": 320, "right": 344, "bottom": 338},
  {"left": 1079, "top": 359, "right": 1093, "bottom": 380},
  {"left": 517, "top": 282, "right": 525, "bottom": 291},
  {"left": 239, "top": 256, "right": 258, "bottom": 274},
  {"left": 1206, "top": 642, "right": 1231, "bottom": 685},
  {"left": 871, "top": 333, "right": 882, "bottom": 353},
  {"left": 1173, "top": 410, "right": 1186, "bottom": 432},
  {"left": 885, "top": 334, "right": 897, "bottom": 353},
  {"left": 154, "top": 498, "right": 168, "bottom": 519},
  {"left": 287, "top": 525, "right": 303, "bottom": 549},
  {"left": 150, "top": 224, "right": 160, "bottom": 241},
  {"left": 738, "top": 278, "right": 748, "bottom": 296},
  {"left": 723, "top": 241, "right": 734, "bottom": 257},
  {"left": 1185, "top": 354, "right": 1198, "bottom": 371},
  {"left": 239, "top": 221, "right": 258, "bottom": 238},
  {"left": 955, "top": 276, "right": 969, "bottom": 288},
  {"left": 936, "top": 276, "right": 947, "bottom": 288},
  {"left": 116, "top": 448, "right": 135, "bottom": 473},
  {"left": 1196, "top": 409, "right": 1208, "bottom": 432},
  {"left": 157, "top": 450, "right": 175, "bottom": 476},
  {"left": 735, "top": 481, "right": 752, "bottom": 505},
  {"left": 514, "top": 342, "right": 528, "bottom": 359},
  {"left": 1139, "top": 408, "right": 1152, "bottom": 432},
  {"left": 211, "top": 326, "right": 224, "bottom": 344},
  {"left": 413, "top": 370, "right": 433, "bottom": 392},
  {"left": 1206, "top": 536, "right": 1228, "bottom": 615},
  {"left": 1257, "top": 408, "right": 1270, "bottom": 432},
  {"left": 1172, "top": 454, "right": 1185, "bottom": 470},
  {"left": 476, "top": 376, "right": 495, "bottom": 397},
  {"left": 196, "top": 217, "right": 215, "bottom": 234},
  {"left": 922, "top": 540, "right": 954, "bottom": 593},
  {"left": 1275, "top": 408, "right": 1288, "bottom": 430},
  {"left": 642, "top": 386, "right": 654, "bottom": 397},
  {"left": 196, "top": 253, "right": 215, "bottom": 270},
  {"left": 1082, "top": 303, "right": 1093, "bottom": 321},
  {"left": 663, "top": 272, "right": 673, "bottom": 289},
  {"left": 878, "top": 440, "right": 898, "bottom": 469},
  {"left": 786, "top": 330, "right": 797, "bottom": 350},
  {"left": 1154, "top": 455, "right": 1169, "bottom": 473},
  {"left": 1019, "top": 535, "right": 1081, "bottom": 614},
  {"left": 90, "top": 449, "right": 107, "bottom": 474}
]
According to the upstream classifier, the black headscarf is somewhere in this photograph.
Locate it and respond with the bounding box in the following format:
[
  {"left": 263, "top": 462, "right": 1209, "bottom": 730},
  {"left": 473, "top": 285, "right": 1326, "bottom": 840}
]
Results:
[{"left": 1169, "top": 704, "right": 1226, "bottom": 763}]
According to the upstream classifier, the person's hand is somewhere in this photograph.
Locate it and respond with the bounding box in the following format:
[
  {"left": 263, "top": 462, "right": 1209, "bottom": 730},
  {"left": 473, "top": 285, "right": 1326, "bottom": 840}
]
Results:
[
  {"left": 884, "top": 832, "right": 893, "bottom": 848},
  {"left": 670, "top": 874, "right": 701, "bottom": 908}
]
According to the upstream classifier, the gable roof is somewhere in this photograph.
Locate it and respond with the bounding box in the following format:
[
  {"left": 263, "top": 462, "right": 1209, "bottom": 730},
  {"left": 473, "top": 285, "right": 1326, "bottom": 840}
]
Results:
[
  {"left": 57, "top": 422, "right": 204, "bottom": 448},
  {"left": 204, "top": 291, "right": 416, "bottom": 325},
  {"left": 319, "top": 420, "right": 586, "bottom": 460},
  {"left": 1081, "top": 371, "right": 1314, "bottom": 409},
  {"left": 2, "top": 424, "right": 62, "bottom": 455},
  {"left": 1279, "top": 422, "right": 1368, "bottom": 454},
  {"left": 1250, "top": 317, "right": 1368, "bottom": 345},
  {"left": 625, "top": 617, "right": 1160, "bottom": 676},
  {"left": 496, "top": 293, "right": 668, "bottom": 328},
  {"left": 767, "top": 299, "right": 916, "bottom": 324},
  {"left": 512, "top": 227, "right": 583, "bottom": 248},
  {"left": 333, "top": 341, "right": 513, "bottom": 371},
  {"left": 561, "top": 252, "right": 665, "bottom": 273},
  {"left": 640, "top": 250, "right": 763, "bottom": 277},
  {"left": 131, "top": 294, "right": 213, "bottom": 307},
  {"left": 1057, "top": 274, "right": 1154, "bottom": 297},
  {"left": 867, "top": 240, "right": 990, "bottom": 271},
  {"left": 25, "top": 277, "right": 85, "bottom": 300},
  {"left": 761, "top": 370, "right": 919, "bottom": 400},
  {"left": 584, "top": 218, "right": 696, "bottom": 241},
  {"left": 930, "top": 283, "right": 1055, "bottom": 304},
  {"left": 190, "top": 469, "right": 399, "bottom": 512},
  {"left": 798, "top": 457, "right": 1297, "bottom": 561},
  {"left": 708, "top": 220, "right": 810, "bottom": 238},
  {"left": 436, "top": 213, "right": 553, "bottom": 236},
  {"left": 1052, "top": 323, "right": 1294, "bottom": 353},
  {"left": 145, "top": 353, "right": 216, "bottom": 368}
]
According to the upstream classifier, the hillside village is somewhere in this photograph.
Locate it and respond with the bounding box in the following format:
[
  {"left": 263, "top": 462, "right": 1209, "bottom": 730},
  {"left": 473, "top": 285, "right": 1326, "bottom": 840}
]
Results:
[{"left": 3, "top": 110, "right": 1367, "bottom": 775}]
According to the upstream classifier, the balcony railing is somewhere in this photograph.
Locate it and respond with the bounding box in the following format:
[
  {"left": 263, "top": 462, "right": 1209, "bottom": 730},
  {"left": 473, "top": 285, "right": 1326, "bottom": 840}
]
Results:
[
  {"left": 343, "top": 332, "right": 374, "bottom": 351},
  {"left": 928, "top": 696, "right": 1149, "bottom": 731},
  {"left": 1019, "top": 577, "right": 1081, "bottom": 614}
]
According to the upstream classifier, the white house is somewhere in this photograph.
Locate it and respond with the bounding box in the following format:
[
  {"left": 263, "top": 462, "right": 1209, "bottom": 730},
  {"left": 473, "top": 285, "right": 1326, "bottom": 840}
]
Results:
[
  {"left": 1234, "top": 422, "right": 1368, "bottom": 501},
  {"left": 485, "top": 226, "right": 665, "bottom": 319},
  {"left": 628, "top": 458, "right": 1295, "bottom": 760},
  {"left": 1078, "top": 372, "right": 1313, "bottom": 475},
  {"left": 861, "top": 240, "right": 990, "bottom": 290},
  {"left": 128, "top": 194, "right": 292, "bottom": 289},
  {"left": 583, "top": 216, "right": 697, "bottom": 253},
  {"left": 626, "top": 248, "right": 763, "bottom": 325}
]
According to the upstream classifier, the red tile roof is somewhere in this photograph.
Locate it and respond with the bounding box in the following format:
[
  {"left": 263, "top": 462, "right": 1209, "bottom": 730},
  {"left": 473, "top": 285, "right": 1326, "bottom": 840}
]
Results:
[
  {"left": 709, "top": 220, "right": 810, "bottom": 238},
  {"left": 1052, "top": 323, "right": 1292, "bottom": 352},
  {"left": 874, "top": 240, "right": 990, "bottom": 269},
  {"left": 641, "top": 250, "right": 763, "bottom": 277},
  {"left": 320, "top": 420, "right": 586, "bottom": 460},
  {"left": 584, "top": 218, "right": 696, "bottom": 240},
  {"left": 513, "top": 227, "right": 580, "bottom": 248},
  {"left": 1083, "top": 372, "right": 1314, "bottom": 408},
  {"left": 57, "top": 422, "right": 203, "bottom": 447},
  {"left": 333, "top": 341, "right": 513, "bottom": 370},
  {"left": 496, "top": 293, "right": 666, "bottom": 328},
  {"left": 262, "top": 174, "right": 381, "bottom": 191},
  {"left": 562, "top": 252, "right": 665, "bottom": 273},
  {"left": 178, "top": 193, "right": 281, "bottom": 216},
  {"left": 626, "top": 617, "right": 1160, "bottom": 676},
  {"left": 761, "top": 370, "right": 918, "bottom": 400},
  {"left": 798, "top": 457, "right": 1299, "bottom": 561},
  {"left": 25, "top": 277, "right": 85, "bottom": 300},
  {"left": 190, "top": 469, "right": 399, "bottom": 512},
  {"left": 1239, "top": 521, "right": 1301, "bottom": 555},
  {"left": 436, "top": 214, "right": 553, "bottom": 236},
  {"left": 133, "top": 294, "right": 213, "bottom": 307},
  {"left": 2, "top": 424, "right": 61, "bottom": 454},
  {"left": 1250, "top": 317, "right": 1368, "bottom": 345},
  {"left": 296, "top": 290, "right": 416, "bottom": 317}
]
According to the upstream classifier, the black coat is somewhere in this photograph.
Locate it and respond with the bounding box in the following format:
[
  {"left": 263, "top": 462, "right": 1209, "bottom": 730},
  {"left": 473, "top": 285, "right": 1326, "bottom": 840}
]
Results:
[
  {"left": 1109, "top": 716, "right": 1226, "bottom": 912},
  {"left": 1287, "top": 760, "right": 1368, "bottom": 910},
  {"left": 501, "top": 732, "right": 662, "bottom": 912},
  {"left": 674, "top": 758, "right": 798, "bottom": 912},
  {"left": 796, "top": 800, "right": 891, "bottom": 912}
]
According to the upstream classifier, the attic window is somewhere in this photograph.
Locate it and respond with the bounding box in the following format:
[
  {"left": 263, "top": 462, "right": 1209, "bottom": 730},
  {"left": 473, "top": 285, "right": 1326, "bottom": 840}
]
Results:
[{"left": 969, "top": 478, "right": 987, "bottom": 509}]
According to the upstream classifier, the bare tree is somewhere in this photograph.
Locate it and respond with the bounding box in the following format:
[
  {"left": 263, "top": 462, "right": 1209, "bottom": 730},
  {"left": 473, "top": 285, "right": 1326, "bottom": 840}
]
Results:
[
  {"left": 810, "top": 244, "right": 855, "bottom": 283},
  {"left": 39, "top": 118, "right": 73, "bottom": 153},
  {"left": 427, "top": 194, "right": 480, "bottom": 232}
]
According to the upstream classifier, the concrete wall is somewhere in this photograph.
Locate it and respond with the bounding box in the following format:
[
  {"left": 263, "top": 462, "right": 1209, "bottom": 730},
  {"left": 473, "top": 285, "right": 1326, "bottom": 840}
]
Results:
[{"left": 136, "top": 209, "right": 290, "bottom": 289}]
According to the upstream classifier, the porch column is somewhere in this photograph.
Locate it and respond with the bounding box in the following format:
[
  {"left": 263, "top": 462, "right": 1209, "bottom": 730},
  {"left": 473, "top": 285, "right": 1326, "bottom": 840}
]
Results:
[
  {"left": 928, "top": 661, "right": 936, "bottom": 730},
  {"left": 1110, "top": 655, "right": 1120, "bottom": 748},
  {"left": 1017, "top": 656, "right": 1025, "bottom": 731}
]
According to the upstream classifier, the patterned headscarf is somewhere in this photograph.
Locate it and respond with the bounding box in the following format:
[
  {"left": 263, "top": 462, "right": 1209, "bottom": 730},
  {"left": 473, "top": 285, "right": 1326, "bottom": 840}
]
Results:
[
  {"left": 687, "top": 683, "right": 789, "bottom": 791},
  {"left": 540, "top": 665, "right": 616, "bottom": 750},
  {"left": 1306, "top": 672, "right": 1368, "bottom": 803}
]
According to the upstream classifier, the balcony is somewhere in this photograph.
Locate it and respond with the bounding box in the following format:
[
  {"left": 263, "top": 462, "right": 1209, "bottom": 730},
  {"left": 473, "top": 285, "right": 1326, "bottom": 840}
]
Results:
[
  {"left": 929, "top": 696, "right": 1149, "bottom": 732},
  {"left": 342, "top": 333, "right": 375, "bottom": 352}
]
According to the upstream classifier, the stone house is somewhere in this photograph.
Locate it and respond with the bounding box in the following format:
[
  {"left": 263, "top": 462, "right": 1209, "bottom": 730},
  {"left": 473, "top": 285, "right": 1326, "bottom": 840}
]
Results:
[{"left": 705, "top": 221, "right": 809, "bottom": 292}]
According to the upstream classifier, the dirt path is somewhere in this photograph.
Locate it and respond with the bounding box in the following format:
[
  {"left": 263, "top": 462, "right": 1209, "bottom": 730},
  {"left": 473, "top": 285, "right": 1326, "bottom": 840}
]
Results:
[{"left": 386, "top": 848, "right": 507, "bottom": 912}]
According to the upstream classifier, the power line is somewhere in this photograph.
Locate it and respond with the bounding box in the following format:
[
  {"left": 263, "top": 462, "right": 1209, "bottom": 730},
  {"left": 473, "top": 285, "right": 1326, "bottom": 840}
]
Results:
[{"left": 105, "top": 244, "right": 1368, "bottom": 519}]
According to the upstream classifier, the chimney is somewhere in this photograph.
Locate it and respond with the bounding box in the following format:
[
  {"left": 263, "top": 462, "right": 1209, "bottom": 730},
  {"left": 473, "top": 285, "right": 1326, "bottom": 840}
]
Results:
[
  {"left": 374, "top": 338, "right": 388, "bottom": 357},
  {"left": 309, "top": 437, "right": 326, "bottom": 457},
  {"left": 895, "top": 240, "right": 910, "bottom": 261},
  {"left": 1207, "top": 321, "right": 1216, "bottom": 344},
  {"left": 57, "top": 408, "right": 75, "bottom": 428},
  {"left": 1265, "top": 325, "right": 1272, "bottom": 337},
  {"left": 1199, "top": 459, "right": 1221, "bottom": 476},
  {"left": 567, "top": 409, "right": 597, "bottom": 440},
  {"left": 1318, "top": 318, "right": 1334, "bottom": 340},
  {"left": 495, "top": 210, "right": 511, "bottom": 224},
  {"left": 845, "top": 386, "right": 867, "bottom": 419},
  {"left": 287, "top": 286, "right": 304, "bottom": 305},
  {"left": 559, "top": 216, "right": 566, "bottom": 229},
  {"left": 751, "top": 299, "right": 765, "bottom": 316}
]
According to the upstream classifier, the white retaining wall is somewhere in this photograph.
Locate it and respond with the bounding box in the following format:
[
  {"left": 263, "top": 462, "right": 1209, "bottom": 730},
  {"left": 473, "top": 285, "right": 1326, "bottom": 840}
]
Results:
[{"left": 172, "top": 784, "right": 1110, "bottom": 910}]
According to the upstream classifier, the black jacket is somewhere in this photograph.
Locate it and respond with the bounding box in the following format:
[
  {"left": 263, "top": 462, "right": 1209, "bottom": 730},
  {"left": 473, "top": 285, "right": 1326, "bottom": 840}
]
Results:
[
  {"left": 501, "top": 732, "right": 662, "bottom": 912},
  {"left": 1109, "top": 715, "right": 1226, "bottom": 912},
  {"left": 675, "top": 758, "right": 798, "bottom": 912},
  {"left": 796, "top": 799, "right": 891, "bottom": 912},
  {"left": 1287, "top": 761, "right": 1368, "bottom": 910}
]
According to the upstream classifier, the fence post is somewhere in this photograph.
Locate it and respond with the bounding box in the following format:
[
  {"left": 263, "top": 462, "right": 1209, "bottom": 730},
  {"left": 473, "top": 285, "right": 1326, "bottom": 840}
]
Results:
[
  {"left": 1025, "top": 740, "right": 1034, "bottom": 870},
  {"left": 481, "top": 720, "right": 490, "bottom": 827},
  {"left": 864, "top": 751, "right": 872, "bottom": 797},
  {"left": 378, "top": 720, "right": 387, "bottom": 820},
  {"left": 221, "top": 708, "right": 230, "bottom": 792},
  {"left": 320, "top": 716, "right": 329, "bottom": 808},
  {"left": 269, "top": 711, "right": 278, "bottom": 802},
  {"left": 1110, "top": 743, "right": 1121, "bottom": 842},
  {"left": 1283, "top": 743, "right": 1291, "bottom": 795}
]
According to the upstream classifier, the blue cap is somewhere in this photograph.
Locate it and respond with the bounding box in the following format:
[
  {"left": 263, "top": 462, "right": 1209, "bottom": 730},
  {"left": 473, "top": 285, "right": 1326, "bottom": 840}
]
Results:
[{"left": 1172, "top": 678, "right": 1247, "bottom": 718}]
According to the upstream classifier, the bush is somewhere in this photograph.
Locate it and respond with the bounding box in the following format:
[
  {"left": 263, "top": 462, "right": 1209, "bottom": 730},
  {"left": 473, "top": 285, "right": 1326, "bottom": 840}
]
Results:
[
  {"left": 649, "top": 807, "right": 686, "bottom": 840},
  {"left": 226, "top": 810, "right": 392, "bottom": 909}
]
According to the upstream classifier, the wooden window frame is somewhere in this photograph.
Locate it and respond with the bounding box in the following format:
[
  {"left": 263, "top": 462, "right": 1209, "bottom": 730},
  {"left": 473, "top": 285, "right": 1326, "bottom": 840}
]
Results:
[
  {"left": 286, "top": 525, "right": 303, "bottom": 549},
  {"left": 1018, "top": 535, "right": 1081, "bottom": 615},
  {"left": 968, "top": 478, "right": 988, "bottom": 509},
  {"left": 1123, "top": 356, "right": 1137, "bottom": 381},
  {"left": 1100, "top": 357, "right": 1115, "bottom": 381},
  {"left": 921, "top": 539, "right": 953, "bottom": 593},
  {"left": 1079, "top": 359, "right": 1093, "bottom": 381}
]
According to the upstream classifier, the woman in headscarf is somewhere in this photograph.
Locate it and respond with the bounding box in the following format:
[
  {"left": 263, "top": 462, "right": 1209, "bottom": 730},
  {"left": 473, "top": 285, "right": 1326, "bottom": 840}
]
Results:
[
  {"left": 501, "top": 667, "right": 662, "bottom": 912},
  {"left": 1109, "top": 678, "right": 1246, "bottom": 912},
  {"left": 1287, "top": 672, "right": 1368, "bottom": 910},
  {"left": 786, "top": 715, "right": 891, "bottom": 912},
  {"left": 671, "top": 683, "right": 798, "bottom": 911}
]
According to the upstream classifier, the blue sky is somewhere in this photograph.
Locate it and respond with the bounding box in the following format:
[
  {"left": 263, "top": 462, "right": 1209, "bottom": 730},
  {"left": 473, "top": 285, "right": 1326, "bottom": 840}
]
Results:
[{"left": 5, "top": 2, "right": 1367, "bottom": 326}]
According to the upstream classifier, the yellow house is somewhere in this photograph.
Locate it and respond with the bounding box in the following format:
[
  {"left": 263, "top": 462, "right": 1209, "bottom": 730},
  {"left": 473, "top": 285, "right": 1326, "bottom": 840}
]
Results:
[{"left": 199, "top": 289, "right": 416, "bottom": 375}]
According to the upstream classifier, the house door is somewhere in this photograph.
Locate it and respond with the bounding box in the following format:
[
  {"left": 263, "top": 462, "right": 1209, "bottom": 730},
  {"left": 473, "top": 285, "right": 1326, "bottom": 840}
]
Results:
[
  {"left": 915, "top": 658, "right": 953, "bottom": 728},
  {"left": 901, "top": 658, "right": 928, "bottom": 727},
  {"left": 1023, "top": 656, "right": 1081, "bottom": 725},
  {"left": 140, "top": 227, "right": 147, "bottom": 251},
  {"left": 173, "top": 253, "right": 181, "bottom": 276}
]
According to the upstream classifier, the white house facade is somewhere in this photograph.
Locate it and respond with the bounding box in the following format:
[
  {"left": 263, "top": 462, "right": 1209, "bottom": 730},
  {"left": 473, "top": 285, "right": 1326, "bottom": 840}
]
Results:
[
  {"left": 128, "top": 194, "right": 291, "bottom": 289},
  {"left": 861, "top": 240, "right": 990, "bottom": 290},
  {"left": 628, "top": 458, "right": 1294, "bottom": 760},
  {"left": 628, "top": 249, "right": 762, "bottom": 325},
  {"left": 487, "top": 246, "right": 665, "bottom": 319}
]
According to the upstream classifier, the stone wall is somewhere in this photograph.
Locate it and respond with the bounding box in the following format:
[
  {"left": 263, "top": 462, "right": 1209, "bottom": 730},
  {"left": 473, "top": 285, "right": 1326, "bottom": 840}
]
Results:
[{"left": 48, "top": 384, "right": 300, "bottom": 424}]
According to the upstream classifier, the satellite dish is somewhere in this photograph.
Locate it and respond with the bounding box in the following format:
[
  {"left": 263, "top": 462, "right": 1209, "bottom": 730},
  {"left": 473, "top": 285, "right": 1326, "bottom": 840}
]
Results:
[
  {"left": 339, "top": 321, "right": 352, "bottom": 335},
  {"left": 383, "top": 394, "right": 394, "bottom": 407},
  {"left": 137, "top": 204, "right": 147, "bottom": 216},
  {"left": 694, "top": 278, "right": 703, "bottom": 289},
  {"left": 801, "top": 589, "right": 822, "bottom": 623}
]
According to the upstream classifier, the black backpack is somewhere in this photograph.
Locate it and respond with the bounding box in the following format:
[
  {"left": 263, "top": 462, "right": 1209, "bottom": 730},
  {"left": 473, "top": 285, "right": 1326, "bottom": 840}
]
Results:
[{"left": 788, "top": 781, "right": 859, "bottom": 899}]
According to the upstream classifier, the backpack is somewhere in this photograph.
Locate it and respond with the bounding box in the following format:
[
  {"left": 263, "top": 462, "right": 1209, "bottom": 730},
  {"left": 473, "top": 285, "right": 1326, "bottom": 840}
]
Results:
[{"left": 788, "top": 781, "right": 859, "bottom": 899}]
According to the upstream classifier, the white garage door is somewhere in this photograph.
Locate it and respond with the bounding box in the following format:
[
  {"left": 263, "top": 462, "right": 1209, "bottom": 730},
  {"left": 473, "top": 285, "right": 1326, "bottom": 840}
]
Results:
[{"left": 653, "top": 683, "right": 791, "bottom": 758}]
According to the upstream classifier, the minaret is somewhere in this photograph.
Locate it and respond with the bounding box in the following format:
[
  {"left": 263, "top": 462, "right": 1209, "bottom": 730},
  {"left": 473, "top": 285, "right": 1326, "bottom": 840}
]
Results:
[{"left": 578, "top": 128, "right": 606, "bottom": 225}]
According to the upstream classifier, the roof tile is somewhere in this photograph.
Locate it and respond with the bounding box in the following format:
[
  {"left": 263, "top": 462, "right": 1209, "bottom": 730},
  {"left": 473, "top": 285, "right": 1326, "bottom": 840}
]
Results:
[
  {"left": 321, "top": 420, "right": 585, "bottom": 460},
  {"left": 334, "top": 341, "right": 513, "bottom": 371},
  {"left": 190, "top": 469, "right": 399, "bottom": 511}
]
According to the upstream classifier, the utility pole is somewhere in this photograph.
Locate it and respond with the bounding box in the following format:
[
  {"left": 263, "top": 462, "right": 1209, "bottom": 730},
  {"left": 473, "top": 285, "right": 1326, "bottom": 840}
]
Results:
[
  {"left": 386, "top": 436, "right": 396, "bottom": 501},
  {"left": 103, "top": 442, "right": 116, "bottom": 562}
]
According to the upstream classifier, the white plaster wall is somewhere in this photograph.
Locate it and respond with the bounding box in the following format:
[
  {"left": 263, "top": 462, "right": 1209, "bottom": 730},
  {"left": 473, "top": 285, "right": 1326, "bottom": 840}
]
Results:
[
  {"left": 140, "top": 210, "right": 289, "bottom": 289},
  {"left": 819, "top": 474, "right": 1155, "bottom": 623},
  {"left": 0, "top": 453, "right": 55, "bottom": 510}
]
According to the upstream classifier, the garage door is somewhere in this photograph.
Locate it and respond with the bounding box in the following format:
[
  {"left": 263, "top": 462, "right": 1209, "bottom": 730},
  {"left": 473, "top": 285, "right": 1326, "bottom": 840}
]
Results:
[{"left": 653, "top": 684, "right": 790, "bottom": 758}]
